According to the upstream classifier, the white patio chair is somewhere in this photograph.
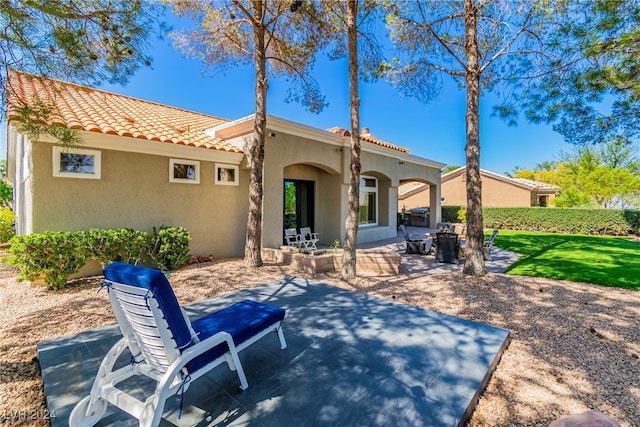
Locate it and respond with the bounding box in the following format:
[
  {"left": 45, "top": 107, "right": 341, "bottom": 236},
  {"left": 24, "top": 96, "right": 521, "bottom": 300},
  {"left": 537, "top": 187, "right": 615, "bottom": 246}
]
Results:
[
  {"left": 69, "top": 262, "right": 287, "bottom": 427},
  {"left": 284, "top": 227, "right": 301, "bottom": 246},
  {"left": 483, "top": 229, "right": 499, "bottom": 261},
  {"left": 298, "top": 227, "right": 319, "bottom": 250}
]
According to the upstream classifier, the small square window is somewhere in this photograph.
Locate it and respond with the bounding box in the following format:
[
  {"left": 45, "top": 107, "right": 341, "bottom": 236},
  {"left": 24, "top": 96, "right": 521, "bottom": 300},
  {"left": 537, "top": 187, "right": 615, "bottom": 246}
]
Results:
[
  {"left": 170, "top": 159, "right": 200, "bottom": 184},
  {"left": 363, "top": 178, "right": 376, "bottom": 188},
  {"left": 53, "top": 146, "right": 101, "bottom": 179},
  {"left": 215, "top": 163, "right": 239, "bottom": 186}
]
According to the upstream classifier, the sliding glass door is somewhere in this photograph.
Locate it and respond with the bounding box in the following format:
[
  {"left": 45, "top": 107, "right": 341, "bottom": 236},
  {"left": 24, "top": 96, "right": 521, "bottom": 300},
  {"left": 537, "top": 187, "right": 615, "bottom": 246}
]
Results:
[{"left": 284, "top": 179, "right": 314, "bottom": 234}]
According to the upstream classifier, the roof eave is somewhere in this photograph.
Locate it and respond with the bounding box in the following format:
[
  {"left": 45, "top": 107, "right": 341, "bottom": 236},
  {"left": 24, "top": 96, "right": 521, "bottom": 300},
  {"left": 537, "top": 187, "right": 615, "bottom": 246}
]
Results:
[
  {"left": 208, "top": 114, "right": 445, "bottom": 168},
  {"left": 16, "top": 128, "right": 245, "bottom": 164}
]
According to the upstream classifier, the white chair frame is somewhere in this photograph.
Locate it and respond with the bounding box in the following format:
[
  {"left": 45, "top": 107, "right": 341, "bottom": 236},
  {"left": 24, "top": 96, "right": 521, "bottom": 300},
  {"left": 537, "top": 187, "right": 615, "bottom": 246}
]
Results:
[
  {"left": 69, "top": 280, "right": 286, "bottom": 427},
  {"left": 483, "top": 229, "right": 499, "bottom": 261},
  {"left": 298, "top": 227, "right": 319, "bottom": 250},
  {"left": 284, "top": 228, "right": 301, "bottom": 247}
]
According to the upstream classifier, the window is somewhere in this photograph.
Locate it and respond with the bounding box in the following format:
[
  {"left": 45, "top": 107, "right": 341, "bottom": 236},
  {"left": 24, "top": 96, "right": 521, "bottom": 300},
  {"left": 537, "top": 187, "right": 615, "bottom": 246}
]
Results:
[
  {"left": 169, "top": 159, "right": 200, "bottom": 184},
  {"left": 359, "top": 176, "right": 377, "bottom": 225},
  {"left": 53, "top": 146, "right": 101, "bottom": 179},
  {"left": 530, "top": 191, "right": 538, "bottom": 207},
  {"left": 215, "top": 163, "right": 239, "bottom": 186}
]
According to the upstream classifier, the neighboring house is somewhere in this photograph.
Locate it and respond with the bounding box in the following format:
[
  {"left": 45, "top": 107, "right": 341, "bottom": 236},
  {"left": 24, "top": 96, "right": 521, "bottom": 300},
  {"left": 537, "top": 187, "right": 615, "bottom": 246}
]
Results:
[
  {"left": 6, "top": 70, "right": 445, "bottom": 258},
  {"left": 399, "top": 166, "right": 560, "bottom": 210}
]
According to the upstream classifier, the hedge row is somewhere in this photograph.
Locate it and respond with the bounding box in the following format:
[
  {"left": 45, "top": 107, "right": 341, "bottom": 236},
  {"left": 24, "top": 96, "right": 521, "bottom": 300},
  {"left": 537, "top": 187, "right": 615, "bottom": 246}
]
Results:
[
  {"left": 441, "top": 206, "right": 640, "bottom": 236},
  {"left": 7, "top": 226, "right": 191, "bottom": 289},
  {"left": 441, "top": 206, "right": 462, "bottom": 223}
]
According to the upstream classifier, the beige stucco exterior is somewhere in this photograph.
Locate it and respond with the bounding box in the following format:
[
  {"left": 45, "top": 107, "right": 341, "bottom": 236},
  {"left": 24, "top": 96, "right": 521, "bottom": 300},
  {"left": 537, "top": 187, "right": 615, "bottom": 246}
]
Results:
[
  {"left": 442, "top": 173, "right": 535, "bottom": 207},
  {"left": 9, "top": 128, "right": 248, "bottom": 257},
  {"left": 399, "top": 167, "right": 558, "bottom": 209},
  {"left": 231, "top": 116, "right": 445, "bottom": 250},
  {"left": 9, "top": 115, "right": 445, "bottom": 259}
]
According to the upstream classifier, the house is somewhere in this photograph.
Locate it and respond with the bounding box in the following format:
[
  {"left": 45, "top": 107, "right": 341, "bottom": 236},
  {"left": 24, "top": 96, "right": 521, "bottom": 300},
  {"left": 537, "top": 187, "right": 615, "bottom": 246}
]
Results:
[
  {"left": 399, "top": 166, "right": 560, "bottom": 210},
  {"left": 6, "top": 70, "right": 445, "bottom": 258}
]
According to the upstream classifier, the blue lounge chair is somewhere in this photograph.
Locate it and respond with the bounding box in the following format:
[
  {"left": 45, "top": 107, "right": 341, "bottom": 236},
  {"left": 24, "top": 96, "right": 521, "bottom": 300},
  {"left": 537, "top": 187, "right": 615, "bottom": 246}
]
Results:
[{"left": 69, "top": 262, "right": 287, "bottom": 427}]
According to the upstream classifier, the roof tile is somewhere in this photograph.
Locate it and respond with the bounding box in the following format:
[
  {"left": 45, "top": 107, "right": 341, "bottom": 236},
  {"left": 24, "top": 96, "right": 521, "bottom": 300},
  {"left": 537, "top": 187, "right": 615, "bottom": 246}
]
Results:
[
  {"left": 326, "top": 127, "right": 410, "bottom": 153},
  {"left": 7, "top": 70, "right": 241, "bottom": 153}
]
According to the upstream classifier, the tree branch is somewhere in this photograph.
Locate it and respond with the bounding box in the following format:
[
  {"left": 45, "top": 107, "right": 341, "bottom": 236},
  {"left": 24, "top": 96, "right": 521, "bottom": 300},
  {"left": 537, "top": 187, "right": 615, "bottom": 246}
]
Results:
[
  {"left": 415, "top": 2, "right": 468, "bottom": 72},
  {"left": 232, "top": 0, "right": 258, "bottom": 27},
  {"left": 479, "top": 7, "right": 536, "bottom": 73}
]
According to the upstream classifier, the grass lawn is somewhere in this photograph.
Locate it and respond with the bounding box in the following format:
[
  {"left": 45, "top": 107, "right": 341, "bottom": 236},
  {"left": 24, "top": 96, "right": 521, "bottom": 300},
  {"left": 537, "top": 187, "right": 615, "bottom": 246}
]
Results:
[{"left": 491, "top": 230, "right": 640, "bottom": 291}]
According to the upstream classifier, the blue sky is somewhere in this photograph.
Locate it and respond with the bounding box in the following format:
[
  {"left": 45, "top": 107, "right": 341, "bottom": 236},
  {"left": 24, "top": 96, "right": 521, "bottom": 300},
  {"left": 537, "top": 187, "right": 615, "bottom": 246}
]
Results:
[
  {"left": 2, "top": 19, "right": 571, "bottom": 174},
  {"left": 97, "top": 32, "right": 569, "bottom": 175}
]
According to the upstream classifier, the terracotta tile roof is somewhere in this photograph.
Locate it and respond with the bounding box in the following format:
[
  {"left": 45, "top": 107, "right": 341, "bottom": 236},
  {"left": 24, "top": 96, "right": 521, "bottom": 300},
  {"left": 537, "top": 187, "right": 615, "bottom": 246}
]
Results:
[
  {"left": 512, "top": 178, "right": 561, "bottom": 192},
  {"left": 6, "top": 70, "right": 241, "bottom": 153},
  {"left": 326, "top": 127, "right": 410, "bottom": 153}
]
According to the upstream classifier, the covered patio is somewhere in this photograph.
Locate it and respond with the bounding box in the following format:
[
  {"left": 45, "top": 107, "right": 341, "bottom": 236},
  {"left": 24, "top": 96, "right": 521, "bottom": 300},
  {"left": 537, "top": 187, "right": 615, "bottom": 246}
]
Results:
[{"left": 39, "top": 274, "right": 510, "bottom": 426}]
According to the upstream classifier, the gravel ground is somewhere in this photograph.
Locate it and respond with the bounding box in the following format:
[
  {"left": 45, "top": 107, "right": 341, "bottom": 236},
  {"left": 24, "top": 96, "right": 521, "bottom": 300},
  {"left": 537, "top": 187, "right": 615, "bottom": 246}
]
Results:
[{"left": 0, "top": 257, "right": 638, "bottom": 426}]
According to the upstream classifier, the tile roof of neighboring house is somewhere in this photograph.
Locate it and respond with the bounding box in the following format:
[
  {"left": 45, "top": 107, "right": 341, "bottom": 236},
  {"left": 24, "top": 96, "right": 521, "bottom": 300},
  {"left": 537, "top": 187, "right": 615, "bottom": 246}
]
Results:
[
  {"left": 460, "top": 168, "right": 561, "bottom": 193},
  {"left": 6, "top": 69, "right": 241, "bottom": 153},
  {"left": 398, "top": 166, "right": 560, "bottom": 199},
  {"left": 511, "top": 177, "right": 561, "bottom": 192},
  {"left": 397, "top": 181, "right": 427, "bottom": 200},
  {"left": 326, "top": 127, "right": 410, "bottom": 153}
]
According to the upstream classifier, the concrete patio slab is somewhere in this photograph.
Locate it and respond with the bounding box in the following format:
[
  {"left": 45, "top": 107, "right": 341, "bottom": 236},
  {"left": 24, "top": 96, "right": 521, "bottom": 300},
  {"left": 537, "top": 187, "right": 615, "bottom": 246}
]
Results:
[
  {"left": 357, "top": 226, "right": 520, "bottom": 276},
  {"left": 38, "top": 278, "right": 510, "bottom": 426}
]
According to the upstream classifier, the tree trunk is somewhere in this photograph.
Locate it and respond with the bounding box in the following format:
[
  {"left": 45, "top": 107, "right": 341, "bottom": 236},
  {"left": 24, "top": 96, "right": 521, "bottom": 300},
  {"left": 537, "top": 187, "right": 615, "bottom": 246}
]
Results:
[
  {"left": 342, "top": 0, "right": 361, "bottom": 281},
  {"left": 462, "top": 0, "right": 486, "bottom": 276},
  {"left": 244, "top": 1, "right": 267, "bottom": 268}
]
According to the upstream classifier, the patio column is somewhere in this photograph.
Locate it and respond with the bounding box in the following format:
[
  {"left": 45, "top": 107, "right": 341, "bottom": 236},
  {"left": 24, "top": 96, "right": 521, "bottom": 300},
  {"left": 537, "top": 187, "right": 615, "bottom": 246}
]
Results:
[{"left": 430, "top": 183, "right": 441, "bottom": 227}]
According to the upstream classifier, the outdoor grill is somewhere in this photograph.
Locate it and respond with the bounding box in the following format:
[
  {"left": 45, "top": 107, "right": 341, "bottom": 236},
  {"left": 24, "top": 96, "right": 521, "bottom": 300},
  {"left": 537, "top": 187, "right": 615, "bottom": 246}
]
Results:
[{"left": 410, "top": 208, "right": 429, "bottom": 227}]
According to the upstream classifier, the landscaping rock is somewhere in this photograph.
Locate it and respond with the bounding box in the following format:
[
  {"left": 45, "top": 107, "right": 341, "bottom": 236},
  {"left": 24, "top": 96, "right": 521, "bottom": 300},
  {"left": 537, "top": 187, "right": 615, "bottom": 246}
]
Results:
[{"left": 548, "top": 410, "right": 622, "bottom": 427}]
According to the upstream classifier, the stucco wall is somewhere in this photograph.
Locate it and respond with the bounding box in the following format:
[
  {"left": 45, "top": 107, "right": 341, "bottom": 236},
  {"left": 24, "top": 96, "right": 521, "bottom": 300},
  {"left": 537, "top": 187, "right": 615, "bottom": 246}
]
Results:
[
  {"left": 263, "top": 132, "right": 344, "bottom": 249},
  {"left": 262, "top": 132, "right": 443, "bottom": 248},
  {"left": 477, "top": 175, "right": 532, "bottom": 207},
  {"left": 444, "top": 174, "right": 532, "bottom": 207},
  {"left": 401, "top": 173, "right": 535, "bottom": 208},
  {"left": 22, "top": 124, "right": 443, "bottom": 258},
  {"left": 30, "top": 140, "right": 249, "bottom": 257},
  {"left": 401, "top": 191, "right": 429, "bottom": 210}
]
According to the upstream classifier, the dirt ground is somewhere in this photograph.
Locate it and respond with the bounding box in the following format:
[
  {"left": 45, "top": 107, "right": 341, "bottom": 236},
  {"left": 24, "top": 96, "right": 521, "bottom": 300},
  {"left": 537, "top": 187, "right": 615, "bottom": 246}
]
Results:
[{"left": 0, "top": 258, "right": 638, "bottom": 426}]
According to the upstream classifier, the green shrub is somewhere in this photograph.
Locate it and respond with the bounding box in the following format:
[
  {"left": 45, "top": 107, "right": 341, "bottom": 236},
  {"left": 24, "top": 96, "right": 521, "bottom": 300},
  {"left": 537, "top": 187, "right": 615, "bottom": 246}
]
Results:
[
  {"left": 483, "top": 207, "right": 636, "bottom": 235},
  {"left": 442, "top": 206, "right": 463, "bottom": 223},
  {"left": 0, "top": 207, "right": 15, "bottom": 243},
  {"left": 7, "top": 226, "right": 192, "bottom": 289},
  {"left": 623, "top": 209, "right": 640, "bottom": 235},
  {"left": 85, "top": 228, "right": 148, "bottom": 268},
  {"left": 147, "top": 226, "right": 192, "bottom": 271},
  {"left": 457, "top": 207, "right": 467, "bottom": 223},
  {"left": 440, "top": 206, "right": 638, "bottom": 236},
  {"left": 8, "top": 231, "right": 89, "bottom": 290}
]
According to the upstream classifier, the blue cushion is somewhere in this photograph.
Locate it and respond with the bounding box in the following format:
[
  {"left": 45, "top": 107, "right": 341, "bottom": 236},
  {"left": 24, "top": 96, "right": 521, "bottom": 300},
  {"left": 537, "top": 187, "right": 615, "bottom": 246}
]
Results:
[
  {"left": 187, "top": 300, "right": 286, "bottom": 372},
  {"left": 103, "top": 262, "right": 193, "bottom": 351},
  {"left": 104, "top": 263, "right": 286, "bottom": 375}
]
